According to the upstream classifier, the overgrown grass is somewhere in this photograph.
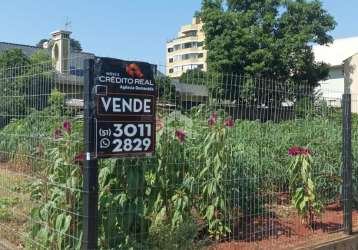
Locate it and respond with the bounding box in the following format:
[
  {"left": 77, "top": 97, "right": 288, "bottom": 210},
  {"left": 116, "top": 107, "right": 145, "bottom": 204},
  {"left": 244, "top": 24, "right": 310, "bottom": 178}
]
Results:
[
  {"left": 0, "top": 96, "right": 356, "bottom": 249},
  {"left": 0, "top": 166, "right": 32, "bottom": 248}
]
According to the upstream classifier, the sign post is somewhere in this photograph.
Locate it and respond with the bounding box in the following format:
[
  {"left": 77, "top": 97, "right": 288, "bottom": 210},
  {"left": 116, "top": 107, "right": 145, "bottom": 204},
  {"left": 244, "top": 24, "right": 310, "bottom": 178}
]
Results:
[
  {"left": 82, "top": 57, "right": 156, "bottom": 249},
  {"left": 83, "top": 59, "right": 98, "bottom": 250}
]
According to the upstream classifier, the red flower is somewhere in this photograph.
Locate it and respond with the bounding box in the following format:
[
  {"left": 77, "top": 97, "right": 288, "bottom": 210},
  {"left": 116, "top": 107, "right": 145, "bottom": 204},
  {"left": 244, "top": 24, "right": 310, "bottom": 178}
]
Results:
[
  {"left": 53, "top": 128, "right": 63, "bottom": 139},
  {"left": 175, "top": 129, "right": 186, "bottom": 144},
  {"left": 224, "top": 118, "right": 234, "bottom": 128},
  {"left": 63, "top": 121, "right": 71, "bottom": 134},
  {"left": 288, "top": 146, "right": 300, "bottom": 156},
  {"left": 288, "top": 146, "right": 312, "bottom": 156},
  {"left": 74, "top": 152, "right": 85, "bottom": 165}
]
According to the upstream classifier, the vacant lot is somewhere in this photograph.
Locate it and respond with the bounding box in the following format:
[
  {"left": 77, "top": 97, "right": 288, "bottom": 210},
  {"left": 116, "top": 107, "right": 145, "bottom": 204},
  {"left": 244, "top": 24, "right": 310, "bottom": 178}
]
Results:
[{"left": 0, "top": 163, "right": 33, "bottom": 249}]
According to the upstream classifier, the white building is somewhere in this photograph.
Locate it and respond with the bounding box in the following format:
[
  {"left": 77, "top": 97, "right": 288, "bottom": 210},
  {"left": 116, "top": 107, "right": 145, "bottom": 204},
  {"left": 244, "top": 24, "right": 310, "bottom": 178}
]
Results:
[
  {"left": 166, "top": 17, "right": 207, "bottom": 78},
  {"left": 313, "top": 36, "right": 358, "bottom": 106}
]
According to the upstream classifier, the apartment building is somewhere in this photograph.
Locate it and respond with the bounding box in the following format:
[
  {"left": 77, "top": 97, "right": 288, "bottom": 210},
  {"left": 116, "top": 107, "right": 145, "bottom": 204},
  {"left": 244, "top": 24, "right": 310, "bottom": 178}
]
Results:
[{"left": 166, "top": 17, "right": 207, "bottom": 78}]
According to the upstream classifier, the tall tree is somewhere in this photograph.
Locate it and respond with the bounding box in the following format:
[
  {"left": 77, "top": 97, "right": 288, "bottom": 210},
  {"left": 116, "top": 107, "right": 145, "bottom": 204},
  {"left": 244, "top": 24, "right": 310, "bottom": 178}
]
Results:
[
  {"left": 200, "top": 0, "right": 336, "bottom": 105},
  {"left": 70, "top": 38, "right": 82, "bottom": 52},
  {"left": 36, "top": 39, "right": 49, "bottom": 48}
]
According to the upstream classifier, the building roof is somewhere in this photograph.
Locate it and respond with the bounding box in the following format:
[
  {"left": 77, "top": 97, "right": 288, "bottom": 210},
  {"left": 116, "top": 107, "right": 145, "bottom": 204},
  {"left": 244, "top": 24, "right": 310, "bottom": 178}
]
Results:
[
  {"left": 344, "top": 52, "right": 358, "bottom": 62},
  {"left": 0, "top": 41, "right": 95, "bottom": 72},
  {"left": 172, "top": 80, "right": 209, "bottom": 97},
  {"left": 0, "top": 42, "right": 44, "bottom": 57},
  {"left": 0, "top": 41, "right": 94, "bottom": 58},
  {"left": 313, "top": 36, "right": 358, "bottom": 66}
]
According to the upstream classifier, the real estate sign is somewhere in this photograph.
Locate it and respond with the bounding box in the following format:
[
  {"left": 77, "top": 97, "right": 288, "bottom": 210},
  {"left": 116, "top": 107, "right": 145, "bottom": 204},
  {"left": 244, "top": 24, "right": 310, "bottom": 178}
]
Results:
[{"left": 93, "top": 57, "right": 156, "bottom": 158}]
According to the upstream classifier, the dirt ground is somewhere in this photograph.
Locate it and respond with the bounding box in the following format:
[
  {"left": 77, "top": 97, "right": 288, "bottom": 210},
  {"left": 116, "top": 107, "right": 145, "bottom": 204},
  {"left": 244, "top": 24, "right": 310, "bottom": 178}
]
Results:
[
  {"left": 207, "top": 203, "right": 358, "bottom": 250},
  {"left": 0, "top": 161, "right": 357, "bottom": 250},
  {"left": 0, "top": 163, "right": 33, "bottom": 249}
]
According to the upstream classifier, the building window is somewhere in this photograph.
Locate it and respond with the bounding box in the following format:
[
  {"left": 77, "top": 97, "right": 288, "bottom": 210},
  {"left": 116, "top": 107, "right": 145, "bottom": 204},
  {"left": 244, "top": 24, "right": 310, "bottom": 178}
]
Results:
[
  {"left": 173, "top": 66, "right": 182, "bottom": 73},
  {"left": 174, "top": 44, "right": 181, "bottom": 51},
  {"left": 168, "top": 48, "right": 173, "bottom": 53},
  {"left": 183, "top": 42, "right": 198, "bottom": 49},
  {"left": 184, "top": 30, "right": 197, "bottom": 37},
  {"left": 182, "top": 54, "right": 189, "bottom": 60},
  {"left": 173, "top": 55, "right": 181, "bottom": 62},
  {"left": 198, "top": 64, "right": 204, "bottom": 69},
  {"left": 181, "top": 53, "right": 204, "bottom": 60},
  {"left": 183, "top": 65, "right": 192, "bottom": 71},
  {"left": 53, "top": 43, "right": 59, "bottom": 61},
  {"left": 169, "top": 58, "right": 173, "bottom": 63},
  {"left": 169, "top": 68, "right": 174, "bottom": 73},
  {"left": 197, "top": 41, "right": 204, "bottom": 47},
  {"left": 183, "top": 42, "right": 191, "bottom": 49}
]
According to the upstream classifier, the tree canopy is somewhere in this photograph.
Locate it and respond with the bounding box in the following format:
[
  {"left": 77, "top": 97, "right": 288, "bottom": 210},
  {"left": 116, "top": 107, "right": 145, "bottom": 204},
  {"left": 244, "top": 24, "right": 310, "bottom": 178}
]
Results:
[
  {"left": 0, "top": 49, "right": 53, "bottom": 128},
  {"left": 200, "top": 0, "right": 336, "bottom": 104}
]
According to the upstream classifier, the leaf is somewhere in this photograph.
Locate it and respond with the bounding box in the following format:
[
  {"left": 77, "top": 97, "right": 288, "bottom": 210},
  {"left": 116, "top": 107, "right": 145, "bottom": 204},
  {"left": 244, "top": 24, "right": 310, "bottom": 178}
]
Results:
[
  {"left": 63, "top": 215, "right": 71, "bottom": 233},
  {"left": 206, "top": 205, "right": 215, "bottom": 220}
]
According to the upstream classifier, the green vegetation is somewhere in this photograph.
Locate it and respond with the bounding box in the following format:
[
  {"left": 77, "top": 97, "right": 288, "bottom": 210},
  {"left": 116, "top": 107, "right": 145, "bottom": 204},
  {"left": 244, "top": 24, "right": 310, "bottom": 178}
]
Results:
[
  {"left": 0, "top": 49, "right": 53, "bottom": 129},
  {"left": 0, "top": 90, "right": 352, "bottom": 249},
  {"left": 199, "top": 0, "right": 336, "bottom": 104},
  {"left": 288, "top": 147, "right": 323, "bottom": 226}
]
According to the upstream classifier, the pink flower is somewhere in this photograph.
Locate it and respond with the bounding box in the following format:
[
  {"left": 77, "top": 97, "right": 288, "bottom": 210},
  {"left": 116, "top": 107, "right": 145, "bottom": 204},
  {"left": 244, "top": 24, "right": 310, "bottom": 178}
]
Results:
[
  {"left": 63, "top": 121, "right": 71, "bottom": 134},
  {"left": 175, "top": 129, "right": 186, "bottom": 144},
  {"left": 208, "top": 114, "right": 217, "bottom": 127},
  {"left": 288, "top": 146, "right": 300, "bottom": 156},
  {"left": 224, "top": 118, "right": 234, "bottom": 128},
  {"left": 53, "top": 128, "right": 62, "bottom": 139},
  {"left": 288, "top": 146, "right": 312, "bottom": 156}
]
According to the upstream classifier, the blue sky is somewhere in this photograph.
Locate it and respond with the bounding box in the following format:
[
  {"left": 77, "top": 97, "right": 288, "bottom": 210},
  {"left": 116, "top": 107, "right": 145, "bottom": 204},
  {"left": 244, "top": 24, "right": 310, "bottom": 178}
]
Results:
[{"left": 0, "top": 0, "right": 357, "bottom": 65}]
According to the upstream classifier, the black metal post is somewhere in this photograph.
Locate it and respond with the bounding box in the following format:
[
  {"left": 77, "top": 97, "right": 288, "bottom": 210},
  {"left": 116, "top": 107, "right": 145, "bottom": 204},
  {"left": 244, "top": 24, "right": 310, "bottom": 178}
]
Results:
[
  {"left": 342, "top": 93, "right": 352, "bottom": 235},
  {"left": 83, "top": 59, "right": 99, "bottom": 249}
]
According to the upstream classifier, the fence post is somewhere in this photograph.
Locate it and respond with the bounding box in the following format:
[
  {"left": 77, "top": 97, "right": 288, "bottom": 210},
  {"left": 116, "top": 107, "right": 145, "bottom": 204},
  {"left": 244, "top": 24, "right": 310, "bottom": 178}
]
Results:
[
  {"left": 342, "top": 93, "right": 352, "bottom": 235},
  {"left": 83, "top": 59, "right": 99, "bottom": 249}
]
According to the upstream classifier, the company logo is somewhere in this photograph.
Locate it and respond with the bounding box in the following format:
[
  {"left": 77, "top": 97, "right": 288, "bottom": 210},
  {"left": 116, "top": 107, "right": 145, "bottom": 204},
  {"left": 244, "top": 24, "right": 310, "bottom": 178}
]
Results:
[{"left": 126, "top": 64, "right": 144, "bottom": 78}]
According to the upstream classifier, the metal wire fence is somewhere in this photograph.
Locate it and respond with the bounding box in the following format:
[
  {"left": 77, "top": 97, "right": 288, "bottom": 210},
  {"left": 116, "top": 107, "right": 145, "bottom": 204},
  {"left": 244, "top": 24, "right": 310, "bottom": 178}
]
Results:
[
  {"left": 0, "top": 58, "right": 356, "bottom": 250},
  {"left": 0, "top": 57, "right": 84, "bottom": 249}
]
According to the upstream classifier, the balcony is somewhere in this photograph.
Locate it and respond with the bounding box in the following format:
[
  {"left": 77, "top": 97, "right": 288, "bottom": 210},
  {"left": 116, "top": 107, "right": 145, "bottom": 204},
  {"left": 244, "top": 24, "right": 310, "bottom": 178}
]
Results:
[
  {"left": 167, "top": 35, "right": 200, "bottom": 44},
  {"left": 180, "top": 23, "right": 201, "bottom": 33}
]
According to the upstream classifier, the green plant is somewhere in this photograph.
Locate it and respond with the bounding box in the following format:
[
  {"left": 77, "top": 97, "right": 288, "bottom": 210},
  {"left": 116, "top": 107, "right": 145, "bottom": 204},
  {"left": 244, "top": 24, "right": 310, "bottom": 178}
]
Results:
[
  {"left": 29, "top": 119, "right": 83, "bottom": 250},
  {"left": 196, "top": 112, "right": 234, "bottom": 240},
  {"left": 0, "top": 197, "right": 19, "bottom": 221},
  {"left": 145, "top": 220, "right": 201, "bottom": 250},
  {"left": 288, "top": 146, "right": 323, "bottom": 226},
  {"left": 0, "top": 95, "right": 350, "bottom": 248}
]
